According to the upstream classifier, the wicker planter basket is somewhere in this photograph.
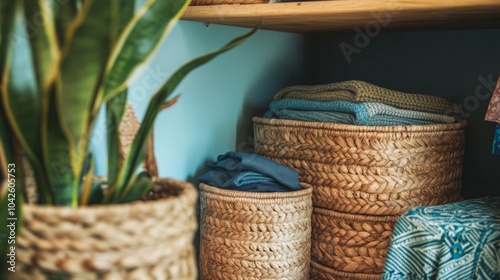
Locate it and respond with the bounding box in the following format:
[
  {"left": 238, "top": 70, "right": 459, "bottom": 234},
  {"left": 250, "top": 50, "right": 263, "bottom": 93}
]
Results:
[
  {"left": 253, "top": 117, "right": 466, "bottom": 216},
  {"left": 190, "top": 0, "right": 267, "bottom": 5},
  {"left": 14, "top": 178, "right": 198, "bottom": 280},
  {"left": 12, "top": 103, "right": 198, "bottom": 279},
  {"left": 311, "top": 207, "right": 399, "bottom": 275},
  {"left": 199, "top": 182, "right": 313, "bottom": 280}
]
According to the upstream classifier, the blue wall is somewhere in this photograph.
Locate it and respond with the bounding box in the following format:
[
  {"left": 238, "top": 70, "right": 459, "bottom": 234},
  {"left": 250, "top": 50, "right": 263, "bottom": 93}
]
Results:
[{"left": 93, "top": 21, "right": 309, "bottom": 183}]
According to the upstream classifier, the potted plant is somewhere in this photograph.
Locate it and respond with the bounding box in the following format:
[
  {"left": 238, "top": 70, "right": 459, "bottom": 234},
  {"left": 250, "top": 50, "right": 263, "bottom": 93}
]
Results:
[{"left": 0, "top": 0, "right": 255, "bottom": 278}]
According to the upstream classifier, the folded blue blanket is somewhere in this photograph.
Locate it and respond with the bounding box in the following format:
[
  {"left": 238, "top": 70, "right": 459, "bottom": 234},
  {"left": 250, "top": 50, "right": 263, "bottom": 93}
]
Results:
[
  {"left": 198, "top": 152, "right": 301, "bottom": 192},
  {"left": 264, "top": 99, "right": 456, "bottom": 125}
]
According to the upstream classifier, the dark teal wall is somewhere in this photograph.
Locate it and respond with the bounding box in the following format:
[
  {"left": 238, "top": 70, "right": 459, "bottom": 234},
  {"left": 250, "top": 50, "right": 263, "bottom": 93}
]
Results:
[{"left": 311, "top": 28, "right": 500, "bottom": 198}]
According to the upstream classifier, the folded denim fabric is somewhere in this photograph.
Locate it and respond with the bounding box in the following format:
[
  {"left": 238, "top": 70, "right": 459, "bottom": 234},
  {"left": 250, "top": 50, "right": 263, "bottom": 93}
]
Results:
[
  {"left": 274, "top": 80, "right": 456, "bottom": 116},
  {"left": 485, "top": 75, "right": 500, "bottom": 123},
  {"left": 264, "top": 99, "right": 456, "bottom": 125},
  {"left": 197, "top": 152, "right": 301, "bottom": 192},
  {"left": 493, "top": 124, "right": 500, "bottom": 155},
  {"left": 271, "top": 109, "right": 438, "bottom": 126}
]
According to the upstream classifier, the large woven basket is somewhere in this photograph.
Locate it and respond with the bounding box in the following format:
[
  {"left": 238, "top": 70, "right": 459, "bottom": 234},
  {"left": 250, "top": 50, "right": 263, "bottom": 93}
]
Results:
[
  {"left": 253, "top": 117, "right": 466, "bottom": 216},
  {"left": 311, "top": 207, "right": 399, "bottom": 275},
  {"left": 310, "top": 261, "right": 380, "bottom": 280},
  {"left": 14, "top": 178, "right": 198, "bottom": 280},
  {"left": 199, "top": 182, "right": 313, "bottom": 279},
  {"left": 190, "top": 0, "right": 267, "bottom": 5}
]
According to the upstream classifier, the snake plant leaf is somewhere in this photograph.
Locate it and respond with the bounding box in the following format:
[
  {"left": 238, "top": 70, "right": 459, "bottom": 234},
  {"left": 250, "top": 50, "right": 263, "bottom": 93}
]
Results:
[
  {"left": 1, "top": 5, "right": 52, "bottom": 204},
  {"left": 116, "top": 27, "right": 258, "bottom": 196},
  {"left": 110, "top": 0, "right": 135, "bottom": 47},
  {"left": 0, "top": 0, "right": 16, "bottom": 78},
  {"left": 79, "top": 153, "right": 94, "bottom": 205},
  {"left": 59, "top": 0, "right": 117, "bottom": 177},
  {"left": 24, "top": 0, "right": 60, "bottom": 94},
  {"left": 99, "top": 0, "right": 191, "bottom": 103},
  {"left": 87, "top": 180, "right": 105, "bottom": 205},
  {"left": 53, "top": 0, "right": 78, "bottom": 47},
  {"left": 0, "top": 179, "right": 23, "bottom": 278},
  {"left": 42, "top": 84, "right": 75, "bottom": 206},
  {"left": 2, "top": 5, "right": 42, "bottom": 169},
  {"left": 120, "top": 172, "right": 152, "bottom": 203},
  {"left": 106, "top": 0, "right": 134, "bottom": 189},
  {"left": 0, "top": 101, "right": 14, "bottom": 179}
]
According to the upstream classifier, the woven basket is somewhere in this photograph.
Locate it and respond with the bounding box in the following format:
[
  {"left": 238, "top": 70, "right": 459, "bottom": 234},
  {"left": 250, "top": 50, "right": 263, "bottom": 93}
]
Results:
[
  {"left": 14, "top": 178, "right": 198, "bottom": 280},
  {"left": 311, "top": 207, "right": 398, "bottom": 275},
  {"left": 253, "top": 117, "right": 466, "bottom": 216},
  {"left": 190, "top": 0, "right": 267, "bottom": 5},
  {"left": 12, "top": 103, "right": 198, "bottom": 279},
  {"left": 199, "top": 182, "right": 313, "bottom": 279}
]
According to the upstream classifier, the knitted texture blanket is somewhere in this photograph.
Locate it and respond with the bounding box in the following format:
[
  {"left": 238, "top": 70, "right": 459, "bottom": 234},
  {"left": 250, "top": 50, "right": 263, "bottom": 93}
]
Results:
[
  {"left": 274, "top": 80, "right": 456, "bottom": 116},
  {"left": 264, "top": 99, "right": 456, "bottom": 125}
]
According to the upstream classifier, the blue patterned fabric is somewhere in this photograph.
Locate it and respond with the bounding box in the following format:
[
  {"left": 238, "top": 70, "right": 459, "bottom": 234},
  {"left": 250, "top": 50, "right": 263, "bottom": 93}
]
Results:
[
  {"left": 382, "top": 197, "right": 500, "bottom": 280},
  {"left": 269, "top": 109, "right": 438, "bottom": 126},
  {"left": 197, "top": 152, "right": 301, "bottom": 192}
]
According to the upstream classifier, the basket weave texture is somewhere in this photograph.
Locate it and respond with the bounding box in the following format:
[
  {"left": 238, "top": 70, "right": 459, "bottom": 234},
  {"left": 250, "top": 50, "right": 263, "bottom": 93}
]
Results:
[
  {"left": 13, "top": 179, "right": 198, "bottom": 280},
  {"left": 253, "top": 117, "right": 466, "bottom": 278},
  {"left": 311, "top": 207, "right": 398, "bottom": 274},
  {"left": 199, "top": 183, "right": 313, "bottom": 280}
]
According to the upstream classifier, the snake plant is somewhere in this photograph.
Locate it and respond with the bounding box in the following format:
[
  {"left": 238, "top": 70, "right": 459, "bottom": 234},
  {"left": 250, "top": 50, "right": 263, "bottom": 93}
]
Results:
[{"left": 0, "top": 0, "right": 256, "bottom": 207}]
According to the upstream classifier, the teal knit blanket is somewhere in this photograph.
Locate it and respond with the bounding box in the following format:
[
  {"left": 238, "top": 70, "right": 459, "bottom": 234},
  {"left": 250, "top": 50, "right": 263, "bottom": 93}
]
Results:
[{"left": 264, "top": 99, "right": 455, "bottom": 125}]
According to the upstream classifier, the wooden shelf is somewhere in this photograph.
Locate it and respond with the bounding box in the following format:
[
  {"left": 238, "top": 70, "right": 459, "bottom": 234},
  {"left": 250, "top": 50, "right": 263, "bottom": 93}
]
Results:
[{"left": 182, "top": 0, "right": 500, "bottom": 33}]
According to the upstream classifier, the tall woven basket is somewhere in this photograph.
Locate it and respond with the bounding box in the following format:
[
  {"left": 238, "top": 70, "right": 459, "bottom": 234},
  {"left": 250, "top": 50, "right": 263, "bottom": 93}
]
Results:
[
  {"left": 12, "top": 103, "right": 198, "bottom": 280},
  {"left": 253, "top": 117, "right": 466, "bottom": 279},
  {"left": 199, "top": 182, "right": 313, "bottom": 279},
  {"left": 190, "top": 0, "right": 267, "bottom": 5}
]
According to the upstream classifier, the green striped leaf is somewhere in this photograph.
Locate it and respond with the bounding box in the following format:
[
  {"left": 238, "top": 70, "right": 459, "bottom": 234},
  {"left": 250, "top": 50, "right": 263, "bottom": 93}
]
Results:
[
  {"left": 53, "top": 0, "right": 78, "bottom": 47},
  {"left": 106, "top": 0, "right": 134, "bottom": 189},
  {"left": 0, "top": 179, "right": 23, "bottom": 278},
  {"left": 106, "top": 90, "right": 127, "bottom": 187},
  {"left": 100, "top": 0, "right": 191, "bottom": 103},
  {"left": 120, "top": 172, "right": 152, "bottom": 203},
  {"left": 115, "top": 27, "right": 258, "bottom": 198},
  {"left": 41, "top": 84, "right": 75, "bottom": 206}
]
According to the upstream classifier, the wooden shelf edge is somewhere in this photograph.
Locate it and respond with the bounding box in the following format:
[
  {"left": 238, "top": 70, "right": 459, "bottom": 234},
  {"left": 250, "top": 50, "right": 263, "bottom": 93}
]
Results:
[{"left": 182, "top": 0, "right": 500, "bottom": 33}]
